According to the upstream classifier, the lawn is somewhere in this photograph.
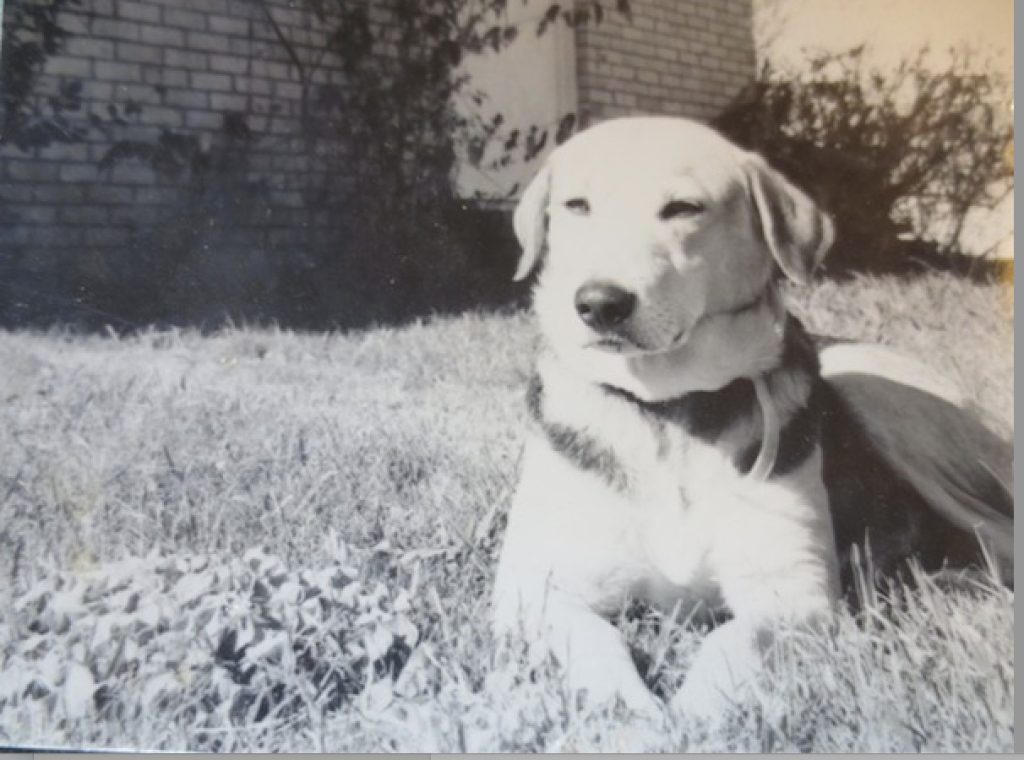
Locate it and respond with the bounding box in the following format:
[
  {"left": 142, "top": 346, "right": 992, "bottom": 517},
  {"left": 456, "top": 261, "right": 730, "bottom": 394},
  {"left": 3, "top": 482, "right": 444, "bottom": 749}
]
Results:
[{"left": 0, "top": 271, "right": 1013, "bottom": 751}]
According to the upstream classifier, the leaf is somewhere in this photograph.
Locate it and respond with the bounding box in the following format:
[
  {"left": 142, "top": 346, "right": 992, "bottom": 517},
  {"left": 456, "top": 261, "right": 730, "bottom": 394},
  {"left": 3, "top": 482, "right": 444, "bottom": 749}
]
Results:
[
  {"left": 172, "top": 572, "right": 212, "bottom": 605},
  {"left": 63, "top": 663, "right": 95, "bottom": 719},
  {"left": 365, "top": 624, "right": 394, "bottom": 660},
  {"left": 555, "top": 113, "right": 577, "bottom": 145},
  {"left": 142, "top": 672, "right": 181, "bottom": 707},
  {"left": 361, "top": 678, "right": 394, "bottom": 712},
  {"left": 537, "top": 3, "right": 560, "bottom": 36}
]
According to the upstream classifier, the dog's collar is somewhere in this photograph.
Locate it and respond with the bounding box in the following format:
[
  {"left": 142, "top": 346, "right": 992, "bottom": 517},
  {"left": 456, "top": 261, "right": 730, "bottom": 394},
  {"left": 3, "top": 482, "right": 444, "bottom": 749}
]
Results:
[
  {"left": 748, "top": 374, "right": 780, "bottom": 481},
  {"left": 599, "top": 284, "right": 787, "bottom": 481}
]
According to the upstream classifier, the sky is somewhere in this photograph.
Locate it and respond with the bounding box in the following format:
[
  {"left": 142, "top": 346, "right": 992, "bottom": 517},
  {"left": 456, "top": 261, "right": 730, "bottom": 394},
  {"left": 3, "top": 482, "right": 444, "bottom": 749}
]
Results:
[
  {"left": 458, "top": 0, "right": 1014, "bottom": 257},
  {"left": 754, "top": 0, "right": 1013, "bottom": 258},
  {"left": 755, "top": 0, "right": 1012, "bottom": 73}
]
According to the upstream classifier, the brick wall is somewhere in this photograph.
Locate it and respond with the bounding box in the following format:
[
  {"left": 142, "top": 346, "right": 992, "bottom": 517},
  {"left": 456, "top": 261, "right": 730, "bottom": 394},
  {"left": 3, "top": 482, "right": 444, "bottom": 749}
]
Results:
[
  {"left": 3, "top": 0, "right": 335, "bottom": 258},
  {"left": 0, "top": 0, "right": 755, "bottom": 326},
  {"left": 575, "top": 0, "right": 754, "bottom": 125}
]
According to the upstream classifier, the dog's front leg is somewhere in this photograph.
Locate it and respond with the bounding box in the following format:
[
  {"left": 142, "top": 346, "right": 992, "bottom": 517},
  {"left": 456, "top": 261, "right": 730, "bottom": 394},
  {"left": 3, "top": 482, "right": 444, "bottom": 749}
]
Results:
[
  {"left": 671, "top": 462, "right": 838, "bottom": 721},
  {"left": 494, "top": 442, "right": 660, "bottom": 716},
  {"left": 494, "top": 572, "right": 661, "bottom": 716},
  {"left": 669, "top": 615, "right": 773, "bottom": 720}
]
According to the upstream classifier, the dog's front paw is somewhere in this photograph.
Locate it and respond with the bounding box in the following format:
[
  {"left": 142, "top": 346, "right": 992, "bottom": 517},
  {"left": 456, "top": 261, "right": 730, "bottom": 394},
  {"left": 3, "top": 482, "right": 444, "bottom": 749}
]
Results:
[
  {"left": 668, "top": 621, "right": 764, "bottom": 724},
  {"left": 669, "top": 670, "right": 741, "bottom": 725},
  {"left": 571, "top": 664, "right": 664, "bottom": 719}
]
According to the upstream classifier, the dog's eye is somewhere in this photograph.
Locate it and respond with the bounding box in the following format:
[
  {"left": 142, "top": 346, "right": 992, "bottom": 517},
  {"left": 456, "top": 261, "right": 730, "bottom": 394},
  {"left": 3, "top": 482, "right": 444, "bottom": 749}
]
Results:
[
  {"left": 659, "top": 199, "right": 704, "bottom": 220},
  {"left": 564, "top": 198, "right": 590, "bottom": 215}
]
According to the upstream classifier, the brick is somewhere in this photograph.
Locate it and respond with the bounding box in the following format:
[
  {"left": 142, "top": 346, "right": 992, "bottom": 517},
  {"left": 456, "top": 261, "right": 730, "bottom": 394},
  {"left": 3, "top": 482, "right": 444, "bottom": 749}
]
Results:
[
  {"left": 273, "top": 81, "right": 302, "bottom": 99},
  {"left": 191, "top": 72, "right": 233, "bottom": 92},
  {"left": 186, "top": 110, "right": 224, "bottom": 130},
  {"left": 44, "top": 56, "right": 93, "bottom": 77},
  {"left": 252, "top": 2, "right": 302, "bottom": 26},
  {"left": 36, "top": 226, "right": 87, "bottom": 247},
  {"left": 164, "top": 88, "right": 210, "bottom": 109},
  {"left": 109, "top": 163, "right": 155, "bottom": 184},
  {"left": 9, "top": 204, "right": 57, "bottom": 224},
  {"left": 250, "top": 60, "right": 292, "bottom": 81},
  {"left": 210, "top": 54, "right": 249, "bottom": 75},
  {"left": 65, "top": 37, "right": 116, "bottom": 58},
  {"left": 111, "top": 82, "right": 162, "bottom": 105},
  {"left": 59, "top": 205, "right": 110, "bottom": 224},
  {"left": 210, "top": 93, "right": 248, "bottom": 111},
  {"left": 92, "top": 18, "right": 141, "bottom": 40},
  {"left": 0, "top": 225, "right": 32, "bottom": 247},
  {"left": 60, "top": 11, "right": 91, "bottom": 35},
  {"left": 110, "top": 205, "right": 164, "bottom": 225},
  {"left": 33, "top": 184, "right": 86, "bottom": 204},
  {"left": 88, "top": 186, "right": 136, "bottom": 204},
  {"left": 96, "top": 61, "right": 142, "bottom": 82},
  {"left": 86, "top": 227, "right": 131, "bottom": 246},
  {"left": 162, "top": 8, "right": 207, "bottom": 31},
  {"left": 135, "top": 187, "right": 179, "bottom": 205},
  {"left": 136, "top": 106, "right": 184, "bottom": 127},
  {"left": 7, "top": 161, "right": 59, "bottom": 183},
  {"left": 267, "top": 116, "right": 294, "bottom": 135},
  {"left": 118, "top": 0, "right": 161, "bottom": 23},
  {"left": 90, "top": 143, "right": 115, "bottom": 162},
  {"left": 143, "top": 66, "right": 188, "bottom": 87},
  {"left": 198, "top": 0, "right": 230, "bottom": 14},
  {"left": 234, "top": 76, "right": 272, "bottom": 96},
  {"left": 208, "top": 14, "right": 249, "bottom": 35},
  {"left": 142, "top": 24, "right": 185, "bottom": 46},
  {"left": 228, "top": 37, "right": 253, "bottom": 56},
  {"left": 164, "top": 48, "right": 208, "bottom": 70},
  {"left": 59, "top": 163, "right": 99, "bottom": 183},
  {"left": 658, "top": 71, "right": 686, "bottom": 88},
  {"left": 41, "top": 142, "right": 91, "bottom": 162},
  {"left": 118, "top": 41, "right": 163, "bottom": 64},
  {"left": 187, "top": 32, "right": 225, "bottom": 52}
]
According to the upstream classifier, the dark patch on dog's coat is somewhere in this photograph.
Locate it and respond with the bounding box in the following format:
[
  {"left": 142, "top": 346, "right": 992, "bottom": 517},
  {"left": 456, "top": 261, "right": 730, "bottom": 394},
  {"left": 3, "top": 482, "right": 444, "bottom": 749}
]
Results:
[
  {"left": 603, "top": 317, "right": 822, "bottom": 479},
  {"left": 734, "top": 382, "right": 821, "bottom": 478},
  {"left": 736, "top": 318, "right": 822, "bottom": 477},
  {"left": 527, "top": 375, "right": 631, "bottom": 490},
  {"left": 818, "top": 381, "right": 997, "bottom": 594},
  {"left": 530, "top": 308, "right": 1008, "bottom": 595}
]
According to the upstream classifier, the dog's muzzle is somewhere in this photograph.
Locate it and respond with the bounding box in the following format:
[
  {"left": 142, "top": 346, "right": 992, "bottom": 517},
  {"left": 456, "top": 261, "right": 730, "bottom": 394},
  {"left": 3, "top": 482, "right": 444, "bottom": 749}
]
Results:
[{"left": 574, "top": 281, "right": 637, "bottom": 332}]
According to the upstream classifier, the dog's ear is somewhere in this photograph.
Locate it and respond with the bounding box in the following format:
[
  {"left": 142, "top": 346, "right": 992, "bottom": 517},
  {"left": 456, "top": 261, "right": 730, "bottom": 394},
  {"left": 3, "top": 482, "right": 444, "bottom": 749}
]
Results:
[
  {"left": 512, "top": 163, "right": 552, "bottom": 281},
  {"left": 744, "top": 153, "right": 834, "bottom": 285}
]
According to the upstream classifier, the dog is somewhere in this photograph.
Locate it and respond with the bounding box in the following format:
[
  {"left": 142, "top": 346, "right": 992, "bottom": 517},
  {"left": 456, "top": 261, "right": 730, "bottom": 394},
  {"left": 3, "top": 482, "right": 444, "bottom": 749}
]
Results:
[{"left": 491, "top": 116, "right": 1013, "bottom": 720}]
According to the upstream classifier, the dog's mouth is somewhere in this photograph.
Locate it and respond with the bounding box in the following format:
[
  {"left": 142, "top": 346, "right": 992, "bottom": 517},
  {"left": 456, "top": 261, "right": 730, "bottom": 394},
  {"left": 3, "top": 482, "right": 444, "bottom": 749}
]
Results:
[
  {"left": 584, "top": 290, "right": 771, "bottom": 357},
  {"left": 584, "top": 325, "right": 692, "bottom": 356}
]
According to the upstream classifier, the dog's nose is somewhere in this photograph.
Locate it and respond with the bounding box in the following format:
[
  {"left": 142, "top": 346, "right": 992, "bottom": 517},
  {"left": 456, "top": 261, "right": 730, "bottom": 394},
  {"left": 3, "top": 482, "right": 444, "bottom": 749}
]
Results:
[{"left": 574, "top": 282, "right": 637, "bottom": 330}]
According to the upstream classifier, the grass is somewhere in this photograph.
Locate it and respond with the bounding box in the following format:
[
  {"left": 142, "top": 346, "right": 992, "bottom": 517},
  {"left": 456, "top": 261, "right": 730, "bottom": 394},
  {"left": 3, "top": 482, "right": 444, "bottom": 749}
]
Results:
[{"left": 0, "top": 271, "right": 1013, "bottom": 751}]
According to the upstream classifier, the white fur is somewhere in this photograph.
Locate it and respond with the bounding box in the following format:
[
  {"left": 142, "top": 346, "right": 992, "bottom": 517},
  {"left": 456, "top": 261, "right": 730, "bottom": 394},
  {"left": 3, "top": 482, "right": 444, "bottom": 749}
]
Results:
[
  {"left": 820, "top": 342, "right": 966, "bottom": 408},
  {"left": 495, "top": 116, "right": 1010, "bottom": 722},
  {"left": 493, "top": 403, "right": 838, "bottom": 718},
  {"left": 494, "top": 117, "right": 840, "bottom": 720}
]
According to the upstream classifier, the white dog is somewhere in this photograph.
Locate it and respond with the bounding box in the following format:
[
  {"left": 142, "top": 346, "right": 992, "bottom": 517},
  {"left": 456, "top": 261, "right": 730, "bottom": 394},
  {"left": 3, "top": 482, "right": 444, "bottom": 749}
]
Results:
[{"left": 491, "top": 117, "right": 1012, "bottom": 720}]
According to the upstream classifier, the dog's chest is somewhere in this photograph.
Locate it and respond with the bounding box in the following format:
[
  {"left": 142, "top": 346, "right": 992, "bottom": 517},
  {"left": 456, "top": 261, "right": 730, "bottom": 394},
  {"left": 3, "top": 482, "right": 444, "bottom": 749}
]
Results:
[{"left": 528, "top": 366, "right": 755, "bottom": 590}]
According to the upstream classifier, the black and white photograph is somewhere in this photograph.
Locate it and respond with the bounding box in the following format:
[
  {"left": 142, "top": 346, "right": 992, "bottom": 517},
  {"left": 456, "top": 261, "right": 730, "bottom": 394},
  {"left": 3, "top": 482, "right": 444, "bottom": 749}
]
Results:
[{"left": 0, "top": 0, "right": 1014, "bottom": 752}]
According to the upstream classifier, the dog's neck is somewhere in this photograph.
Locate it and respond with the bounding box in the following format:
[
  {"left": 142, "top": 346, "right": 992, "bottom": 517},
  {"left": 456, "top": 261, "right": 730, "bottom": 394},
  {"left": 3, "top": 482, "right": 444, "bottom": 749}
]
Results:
[{"left": 547, "top": 288, "right": 788, "bottom": 404}]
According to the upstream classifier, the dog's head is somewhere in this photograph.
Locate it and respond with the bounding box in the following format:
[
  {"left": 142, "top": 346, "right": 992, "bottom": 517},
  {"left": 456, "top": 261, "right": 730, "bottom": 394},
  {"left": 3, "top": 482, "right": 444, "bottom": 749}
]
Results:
[{"left": 514, "top": 117, "right": 833, "bottom": 392}]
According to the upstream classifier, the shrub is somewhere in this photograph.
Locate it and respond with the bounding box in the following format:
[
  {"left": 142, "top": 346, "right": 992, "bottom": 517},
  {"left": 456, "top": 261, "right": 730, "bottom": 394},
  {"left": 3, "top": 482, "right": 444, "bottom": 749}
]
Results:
[
  {"left": 88, "top": 0, "right": 627, "bottom": 329},
  {"left": 714, "top": 47, "right": 1013, "bottom": 277}
]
